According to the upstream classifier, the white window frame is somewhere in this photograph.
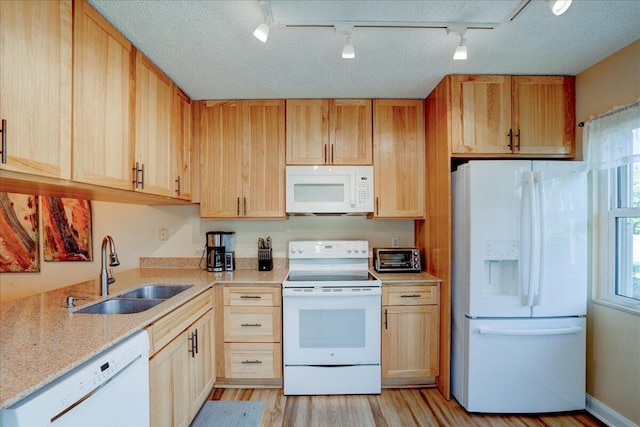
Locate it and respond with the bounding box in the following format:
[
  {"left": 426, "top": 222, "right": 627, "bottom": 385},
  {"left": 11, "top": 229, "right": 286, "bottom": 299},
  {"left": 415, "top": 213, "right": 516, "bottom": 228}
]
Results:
[{"left": 593, "top": 146, "right": 640, "bottom": 316}]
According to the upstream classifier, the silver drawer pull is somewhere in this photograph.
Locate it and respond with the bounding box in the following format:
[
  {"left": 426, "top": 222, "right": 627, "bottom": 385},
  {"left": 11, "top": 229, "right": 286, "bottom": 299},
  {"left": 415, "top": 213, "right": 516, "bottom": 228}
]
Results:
[
  {"left": 240, "top": 295, "right": 262, "bottom": 299},
  {"left": 241, "top": 323, "right": 262, "bottom": 327},
  {"left": 241, "top": 360, "right": 263, "bottom": 364},
  {"left": 400, "top": 294, "right": 421, "bottom": 298}
]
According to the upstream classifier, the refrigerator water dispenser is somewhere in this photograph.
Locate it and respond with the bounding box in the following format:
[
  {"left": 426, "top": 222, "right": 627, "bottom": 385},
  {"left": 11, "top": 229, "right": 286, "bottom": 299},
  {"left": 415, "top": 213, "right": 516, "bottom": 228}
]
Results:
[{"left": 483, "top": 241, "right": 519, "bottom": 296}]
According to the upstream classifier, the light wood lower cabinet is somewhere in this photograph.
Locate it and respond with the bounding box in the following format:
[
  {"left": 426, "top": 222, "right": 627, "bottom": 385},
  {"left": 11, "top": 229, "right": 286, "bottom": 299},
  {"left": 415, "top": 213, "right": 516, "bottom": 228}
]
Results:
[
  {"left": 381, "top": 284, "right": 439, "bottom": 386},
  {"left": 147, "top": 290, "right": 214, "bottom": 427},
  {"left": 216, "top": 285, "right": 282, "bottom": 386}
]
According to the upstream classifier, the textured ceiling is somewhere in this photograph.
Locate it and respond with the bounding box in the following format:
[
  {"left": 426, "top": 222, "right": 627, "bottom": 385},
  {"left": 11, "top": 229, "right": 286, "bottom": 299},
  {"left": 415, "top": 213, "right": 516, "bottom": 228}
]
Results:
[{"left": 87, "top": 0, "right": 640, "bottom": 100}]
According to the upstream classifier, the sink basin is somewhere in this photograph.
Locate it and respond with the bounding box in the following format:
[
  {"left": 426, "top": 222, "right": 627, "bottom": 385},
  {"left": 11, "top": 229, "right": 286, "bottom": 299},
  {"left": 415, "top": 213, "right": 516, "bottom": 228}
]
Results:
[
  {"left": 118, "top": 284, "right": 193, "bottom": 300},
  {"left": 75, "top": 298, "right": 163, "bottom": 314}
]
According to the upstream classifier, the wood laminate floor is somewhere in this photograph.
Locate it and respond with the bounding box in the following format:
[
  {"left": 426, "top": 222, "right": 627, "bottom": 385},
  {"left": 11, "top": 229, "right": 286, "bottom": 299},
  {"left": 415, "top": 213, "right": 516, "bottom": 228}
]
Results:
[{"left": 207, "top": 388, "right": 606, "bottom": 427}]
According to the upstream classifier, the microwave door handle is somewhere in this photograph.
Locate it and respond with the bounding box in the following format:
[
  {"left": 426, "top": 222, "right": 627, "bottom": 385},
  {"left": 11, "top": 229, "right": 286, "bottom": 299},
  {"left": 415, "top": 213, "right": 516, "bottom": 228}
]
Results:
[{"left": 350, "top": 173, "right": 356, "bottom": 207}]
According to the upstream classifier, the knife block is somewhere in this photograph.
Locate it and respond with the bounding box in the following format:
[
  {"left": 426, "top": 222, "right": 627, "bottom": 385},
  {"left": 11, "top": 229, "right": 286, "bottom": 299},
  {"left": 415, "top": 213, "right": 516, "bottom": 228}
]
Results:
[{"left": 258, "top": 248, "right": 272, "bottom": 271}]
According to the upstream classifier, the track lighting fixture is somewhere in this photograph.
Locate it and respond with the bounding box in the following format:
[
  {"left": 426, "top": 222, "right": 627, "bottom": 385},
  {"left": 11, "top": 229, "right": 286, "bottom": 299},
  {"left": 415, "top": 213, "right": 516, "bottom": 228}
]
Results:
[
  {"left": 253, "top": 16, "right": 270, "bottom": 43},
  {"left": 448, "top": 26, "right": 468, "bottom": 60},
  {"left": 342, "top": 33, "right": 355, "bottom": 59},
  {"left": 253, "top": 0, "right": 272, "bottom": 43},
  {"left": 547, "top": 0, "right": 572, "bottom": 16}
]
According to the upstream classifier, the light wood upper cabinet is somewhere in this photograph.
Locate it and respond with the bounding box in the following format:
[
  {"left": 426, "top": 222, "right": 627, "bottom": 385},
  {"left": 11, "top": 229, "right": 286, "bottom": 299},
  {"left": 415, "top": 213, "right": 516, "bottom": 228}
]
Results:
[
  {"left": 373, "top": 99, "right": 425, "bottom": 219},
  {"left": 73, "top": 0, "right": 134, "bottom": 190},
  {"left": 200, "top": 100, "right": 285, "bottom": 219},
  {"left": 450, "top": 75, "right": 512, "bottom": 155},
  {"left": 199, "top": 100, "right": 243, "bottom": 217},
  {"left": 512, "top": 76, "right": 575, "bottom": 156},
  {"left": 134, "top": 50, "right": 173, "bottom": 196},
  {"left": 243, "top": 100, "right": 286, "bottom": 217},
  {"left": 450, "top": 75, "right": 575, "bottom": 157},
  {"left": 171, "top": 87, "right": 193, "bottom": 200},
  {"left": 286, "top": 99, "right": 372, "bottom": 165},
  {"left": 0, "top": 0, "right": 71, "bottom": 179},
  {"left": 286, "top": 99, "right": 329, "bottom": 164}
]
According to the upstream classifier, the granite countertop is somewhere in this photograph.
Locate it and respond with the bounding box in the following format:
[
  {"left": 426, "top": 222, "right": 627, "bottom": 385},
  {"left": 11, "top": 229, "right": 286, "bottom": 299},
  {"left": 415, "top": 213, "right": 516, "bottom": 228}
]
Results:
[
  {"left": 371, "top": 270, "right": 442, "bottom": 284},
  {"left": 0, "top": 267, "right": 287, "bottom": 409}
]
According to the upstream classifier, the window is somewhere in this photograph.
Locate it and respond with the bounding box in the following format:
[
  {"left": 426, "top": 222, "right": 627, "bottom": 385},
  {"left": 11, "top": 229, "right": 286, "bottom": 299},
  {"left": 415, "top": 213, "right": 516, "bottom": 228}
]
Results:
[{"left": 588, "top": 102, "right": 640, "bottom": 314}]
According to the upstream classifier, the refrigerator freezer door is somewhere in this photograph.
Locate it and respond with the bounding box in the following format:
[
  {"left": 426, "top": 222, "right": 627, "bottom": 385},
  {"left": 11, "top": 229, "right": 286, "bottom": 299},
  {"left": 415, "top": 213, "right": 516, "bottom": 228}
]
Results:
[
  {"left": 531, "top": 161, "right": 588, "bottom": 317},
  {"left": 459, "top": 317, "right": 586, "bottom": 413},
  {"left": 465, "top": 160, "right": 532, "bottom": 317}
]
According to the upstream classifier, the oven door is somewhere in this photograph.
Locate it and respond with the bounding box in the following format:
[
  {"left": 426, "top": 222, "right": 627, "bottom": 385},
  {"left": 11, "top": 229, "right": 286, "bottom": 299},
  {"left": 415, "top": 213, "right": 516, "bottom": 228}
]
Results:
[{"left": 282, "top": 287, "right": 381, "bottom": 366}]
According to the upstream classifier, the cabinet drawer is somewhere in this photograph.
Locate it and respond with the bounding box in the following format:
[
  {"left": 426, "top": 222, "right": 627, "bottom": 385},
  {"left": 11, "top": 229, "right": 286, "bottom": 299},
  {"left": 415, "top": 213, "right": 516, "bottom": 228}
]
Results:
[
  {"left": 383, "top": 285, "right": 438, "bottom": 306},
  {"left": 224, "top": 306, "right": 281, "bottom": 342},
  {"left": 224, "top": 343, "right": 282, "bottom": 379},
  {"left": 223, "top": 286, "right": 281, "bottom": 307},
  {"left": 147, "top": 289, "right": 213, "bottom": 355}
]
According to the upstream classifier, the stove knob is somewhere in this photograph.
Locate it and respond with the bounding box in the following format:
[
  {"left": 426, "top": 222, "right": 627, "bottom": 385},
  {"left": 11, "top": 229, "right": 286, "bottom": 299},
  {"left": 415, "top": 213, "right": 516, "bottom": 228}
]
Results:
[{"left": 290, "top": 244, "right": 298, "bottom": 254}]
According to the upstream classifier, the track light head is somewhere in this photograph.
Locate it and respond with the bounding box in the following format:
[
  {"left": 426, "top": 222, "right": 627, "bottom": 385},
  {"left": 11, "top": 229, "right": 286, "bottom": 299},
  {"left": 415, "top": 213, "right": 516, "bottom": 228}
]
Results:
[
  {"left": 453, "top": 44, "right": 467, "bottom": 60},
  {"left": 547, "top": 0, "right": 572, "bottom": 15},
  {"left": 342, "top": 35, "right": 355, "bottom": 59},
  {"left": 254, "top": 17, "right": 270, "bottom": 43}
]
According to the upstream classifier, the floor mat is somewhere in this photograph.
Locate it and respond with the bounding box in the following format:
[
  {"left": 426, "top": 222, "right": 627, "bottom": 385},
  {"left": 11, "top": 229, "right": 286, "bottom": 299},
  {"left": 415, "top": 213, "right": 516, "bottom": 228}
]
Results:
[{"left": 190, "top": 401, "right": 264, "bottom": 427}]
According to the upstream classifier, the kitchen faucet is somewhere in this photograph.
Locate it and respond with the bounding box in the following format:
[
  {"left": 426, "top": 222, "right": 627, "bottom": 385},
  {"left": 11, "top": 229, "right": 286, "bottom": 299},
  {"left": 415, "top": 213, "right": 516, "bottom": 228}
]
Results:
[{"left": 100, "top": 235, "right": 120, "bottom": 296}]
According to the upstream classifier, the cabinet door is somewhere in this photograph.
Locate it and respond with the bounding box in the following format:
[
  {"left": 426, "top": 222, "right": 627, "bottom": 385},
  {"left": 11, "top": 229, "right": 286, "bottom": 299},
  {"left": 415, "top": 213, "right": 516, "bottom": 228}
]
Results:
[
  {"left": 450, "top": 75, "right": 512, "bottom": 155},
  {"left": 0, "top": 0, "right": 71, "bottom": 178},
  {"left": 373, "top": 99, "right": 425, "bottom": 218},
  {"left": 171, "top": 87, "right": 193, "bottom": 200},
  {"left": 149, "top": 331, "right": 191, "bottom": 427},
  {"left": 134, "top": 50, "right": 172, "bottom": 196},
  {"left": 286, "top": 99, "right": 329, "bottom": 165},
  {"left": 73, "top": 0, "right": 134, "bottom": 189},
  {"left": 330, "top": 99, "right": 372, "bottom": 165},
  {"left": 199, "top": 101, "right": 243, "bottom": 217},
  {"left": 512, "top": 76, "right": 575, "bottom": 157},
  {"left": 189, "top": 310, "right": 215, "bottom": 419},
  {"left": 243, "top": 100, "right": 286, "bottom": 218},
  {"left": 382, "top": 305, "right": 439, "bottom": 378}
]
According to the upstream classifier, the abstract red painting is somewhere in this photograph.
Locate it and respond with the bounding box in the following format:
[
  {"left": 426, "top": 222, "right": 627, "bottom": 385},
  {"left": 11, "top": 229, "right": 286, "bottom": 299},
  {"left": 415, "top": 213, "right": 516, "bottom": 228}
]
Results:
[
  {"left": 0, "top": 193, "right": 40, "bottom": 272},
  {"left": 42, "top": 197, "right": 92, "bottom": 262}
]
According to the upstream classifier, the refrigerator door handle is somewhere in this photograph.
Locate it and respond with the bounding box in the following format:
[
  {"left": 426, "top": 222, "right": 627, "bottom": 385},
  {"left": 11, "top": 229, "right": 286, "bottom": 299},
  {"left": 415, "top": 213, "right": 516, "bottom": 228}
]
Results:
[
  {"left": 533, "top": 171, "right": 546, "bottom": 306},
  {"left": 521, "top": 172, "right": 536, "bottom": 307},
  {"left": 477, "top": 326, "right": 583, "bottom": 336}
]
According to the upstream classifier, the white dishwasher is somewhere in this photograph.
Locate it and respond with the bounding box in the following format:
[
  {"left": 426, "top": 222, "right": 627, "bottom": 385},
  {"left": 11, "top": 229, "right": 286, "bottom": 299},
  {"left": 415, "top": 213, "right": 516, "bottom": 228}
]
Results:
[{"left": 2, "top": 330, "right": 150, "bottom": 427}]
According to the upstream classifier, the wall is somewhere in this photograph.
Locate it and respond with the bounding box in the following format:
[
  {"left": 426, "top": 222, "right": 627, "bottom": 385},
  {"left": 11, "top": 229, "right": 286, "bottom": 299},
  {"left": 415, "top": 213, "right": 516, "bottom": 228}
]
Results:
[
  {"left": 0, "top": 201, "right": 414, "bottom": 302},
  {"left": 576, "top": 39, "right": 640, "bottom": 426}
]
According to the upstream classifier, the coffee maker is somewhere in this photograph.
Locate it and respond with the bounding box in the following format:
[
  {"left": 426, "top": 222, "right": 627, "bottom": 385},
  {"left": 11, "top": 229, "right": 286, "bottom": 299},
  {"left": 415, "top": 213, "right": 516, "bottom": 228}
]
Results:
[{"left": 206, "top": 231, "right": 235, "bottom": 272}]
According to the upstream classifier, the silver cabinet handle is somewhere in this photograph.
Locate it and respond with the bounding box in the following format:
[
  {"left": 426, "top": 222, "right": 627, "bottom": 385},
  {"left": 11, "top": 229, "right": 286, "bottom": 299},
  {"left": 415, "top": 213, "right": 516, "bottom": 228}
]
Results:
[
  {"left": 400, "top": 294, "right": 421, "bottom": 298},
  {"left": 174, "top": 175, "right": 181, "bottom": 195},
  {"left": 241, "top": 323, "right": 262, "bottom": 327},
  {"left": 241, "top": 360, "right": 262, "bottom": 364},
  {"left": 240, "top": 295, "right": 261, "bottom": 299}
]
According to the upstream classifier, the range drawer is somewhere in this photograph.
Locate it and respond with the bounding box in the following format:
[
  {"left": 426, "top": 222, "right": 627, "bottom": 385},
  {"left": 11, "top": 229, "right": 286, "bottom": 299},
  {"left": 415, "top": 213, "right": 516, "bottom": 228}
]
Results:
[
  {"left": 224, "top": 343, "right": 282, "bottom": 379},
  {"left": 223, "top": 306, "right": 281, "bottom": 342},
  {"left": 382, "top": 285, "right": 438, "bottom": 306},
  {"left": 223, "top": 286, "right": 281, "bottom": 307}
]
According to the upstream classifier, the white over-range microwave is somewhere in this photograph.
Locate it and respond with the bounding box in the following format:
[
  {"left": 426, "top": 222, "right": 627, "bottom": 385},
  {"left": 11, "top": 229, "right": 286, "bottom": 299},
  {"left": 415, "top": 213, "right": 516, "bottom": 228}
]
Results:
[{"left": 285, "top": 166, "right": 374, "bottom": 214}]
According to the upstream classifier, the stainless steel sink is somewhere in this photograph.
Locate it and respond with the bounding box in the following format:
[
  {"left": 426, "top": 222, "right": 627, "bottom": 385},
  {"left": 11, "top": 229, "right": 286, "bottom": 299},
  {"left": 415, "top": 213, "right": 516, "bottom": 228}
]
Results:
[
  {"left": 75, "top": 298, "right": 163, "bottom": 315},
  {"left": 118, "top": 284, "right": 193, "bottom": 300}
]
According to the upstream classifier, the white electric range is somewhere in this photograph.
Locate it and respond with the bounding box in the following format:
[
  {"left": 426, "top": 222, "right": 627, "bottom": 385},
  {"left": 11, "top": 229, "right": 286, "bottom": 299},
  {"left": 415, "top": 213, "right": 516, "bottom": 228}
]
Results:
[{"left": 282, "top": 240, "right": 381, "bottom": 395}]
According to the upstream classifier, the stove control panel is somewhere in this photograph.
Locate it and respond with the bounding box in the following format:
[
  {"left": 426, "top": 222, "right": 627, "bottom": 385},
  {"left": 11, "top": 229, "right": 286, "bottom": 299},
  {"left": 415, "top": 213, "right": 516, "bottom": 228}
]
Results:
[{"left": 289, "top": 240, "right": 369, "bottom": 258}]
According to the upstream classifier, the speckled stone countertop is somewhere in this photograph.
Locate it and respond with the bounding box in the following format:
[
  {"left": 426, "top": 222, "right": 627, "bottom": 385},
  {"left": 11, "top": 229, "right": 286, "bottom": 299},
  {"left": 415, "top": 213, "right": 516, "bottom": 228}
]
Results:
[
  {"left": 371, "top": 271, "right": 442, "bottom": 284},
  {"left": 0, "top": 267, "right": 287, "bottom": 409}
]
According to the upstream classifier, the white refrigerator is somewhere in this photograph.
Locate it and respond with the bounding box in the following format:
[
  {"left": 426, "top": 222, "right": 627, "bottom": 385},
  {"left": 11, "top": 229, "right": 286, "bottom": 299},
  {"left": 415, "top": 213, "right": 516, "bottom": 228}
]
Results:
[{"left": 451, "top": 160, "right": 587, "bottom": 413}]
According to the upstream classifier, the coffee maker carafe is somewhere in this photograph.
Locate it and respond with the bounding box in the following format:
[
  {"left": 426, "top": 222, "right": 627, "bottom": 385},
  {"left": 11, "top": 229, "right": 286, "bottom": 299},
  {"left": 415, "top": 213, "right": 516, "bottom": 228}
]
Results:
[
  {"left": 206, "top": 232, "right": 225, "bottom": 272},
  {"left": 206, "top": 231, "right": 235, "bottom": 272}
]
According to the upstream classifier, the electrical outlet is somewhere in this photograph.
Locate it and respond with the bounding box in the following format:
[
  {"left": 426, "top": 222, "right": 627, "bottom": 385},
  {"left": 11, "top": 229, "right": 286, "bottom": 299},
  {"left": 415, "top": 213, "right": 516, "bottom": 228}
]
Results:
[
  {"left": 158, "top": 227, "right": 168, "bottom": 241},
  {"left": 391, "top": 237, "right": 399, "bottom": 247}
]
